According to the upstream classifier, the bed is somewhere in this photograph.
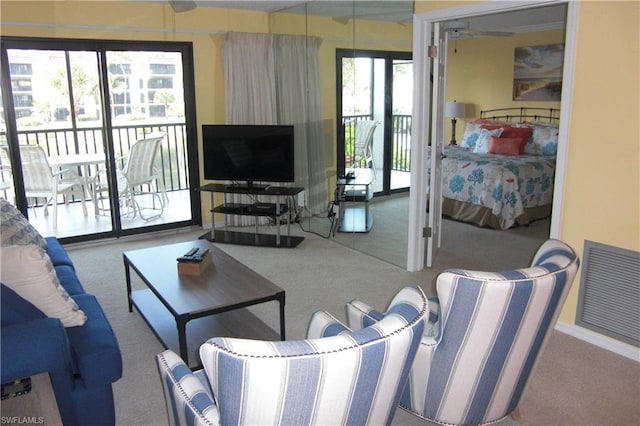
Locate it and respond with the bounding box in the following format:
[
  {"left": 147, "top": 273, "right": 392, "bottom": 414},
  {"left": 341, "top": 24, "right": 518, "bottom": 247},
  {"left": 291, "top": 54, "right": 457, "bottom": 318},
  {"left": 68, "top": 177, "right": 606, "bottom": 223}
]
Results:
[{"left": 428, "top": 107, "right": 560, "bottom": 230}]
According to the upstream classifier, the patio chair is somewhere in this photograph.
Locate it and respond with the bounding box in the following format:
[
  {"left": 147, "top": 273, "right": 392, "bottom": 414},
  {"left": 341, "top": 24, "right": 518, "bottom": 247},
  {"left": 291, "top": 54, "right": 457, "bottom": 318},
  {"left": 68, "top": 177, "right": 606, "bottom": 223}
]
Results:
[
  {"left": 0, "top": 164, "right": 12, "bottom": 199},
  {"left": 118, "top": 133, "right": 168, "bottom": 220},
  {"left": 156, "top": 285, "right": 428, "bottom": 426},
  {"left": 346, "top": 239, "right": 580, "bottom": 425},
  {"left": 353, "top": 119, "right": 378, "bottom": 176},
  {"left": 20, "top": 145, "right": 87, "bottom": 229}
]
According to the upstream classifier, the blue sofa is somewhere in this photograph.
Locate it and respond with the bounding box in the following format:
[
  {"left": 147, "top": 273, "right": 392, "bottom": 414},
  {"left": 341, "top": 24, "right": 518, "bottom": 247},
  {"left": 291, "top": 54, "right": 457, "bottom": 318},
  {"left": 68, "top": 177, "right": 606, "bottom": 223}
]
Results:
[{"left": 1, "top": 237, "right": 122, "bottom": 426}]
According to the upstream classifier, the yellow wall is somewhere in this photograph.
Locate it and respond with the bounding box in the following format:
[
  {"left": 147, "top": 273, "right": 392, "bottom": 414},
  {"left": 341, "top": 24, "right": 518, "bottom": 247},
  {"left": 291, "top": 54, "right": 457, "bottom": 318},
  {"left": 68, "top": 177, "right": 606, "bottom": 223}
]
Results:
[
  {"left": 417, "top": 1, "right": 640, "bottom": 327},
  {"left": 0, "top": 0, "right": 411, "bottom": 220},
  {"left": 446, "top": 29, "right": 564, "bottom": 140}
]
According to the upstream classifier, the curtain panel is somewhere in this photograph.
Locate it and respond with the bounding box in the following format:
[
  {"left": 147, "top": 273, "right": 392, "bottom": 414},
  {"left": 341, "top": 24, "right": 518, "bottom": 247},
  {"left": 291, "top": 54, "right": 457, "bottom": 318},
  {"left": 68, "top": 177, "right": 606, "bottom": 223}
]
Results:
[
  {"left": 273, "top": 34, "right": 327, "bottom": 215},
  {"left": 223, "top": 32, "right": 327, "bottom": 225}
]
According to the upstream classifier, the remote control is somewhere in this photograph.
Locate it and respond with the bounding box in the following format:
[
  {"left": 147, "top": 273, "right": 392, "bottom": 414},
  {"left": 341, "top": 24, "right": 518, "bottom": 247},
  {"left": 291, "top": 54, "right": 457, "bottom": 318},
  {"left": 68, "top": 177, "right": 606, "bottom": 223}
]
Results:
[{"left": 177, "top": 247, "right": 210, "bottom": 263}]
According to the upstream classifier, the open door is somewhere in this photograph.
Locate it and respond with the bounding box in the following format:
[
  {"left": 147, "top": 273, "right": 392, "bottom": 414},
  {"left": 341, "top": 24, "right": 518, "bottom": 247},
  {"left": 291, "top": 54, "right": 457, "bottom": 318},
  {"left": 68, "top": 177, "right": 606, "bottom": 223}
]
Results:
[
  {"left": 425, "top": 23, "right": 448, "bottom": 267},
  {"left": 407, "top": 20, "right": 446, "bottom": 271}
]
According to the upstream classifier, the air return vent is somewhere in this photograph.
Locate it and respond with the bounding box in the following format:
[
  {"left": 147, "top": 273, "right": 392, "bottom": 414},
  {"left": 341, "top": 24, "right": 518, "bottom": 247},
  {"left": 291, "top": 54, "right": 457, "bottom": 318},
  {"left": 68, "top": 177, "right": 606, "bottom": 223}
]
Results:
[{"left": 576, "top": 241, "right": 640, "bottom": 347}]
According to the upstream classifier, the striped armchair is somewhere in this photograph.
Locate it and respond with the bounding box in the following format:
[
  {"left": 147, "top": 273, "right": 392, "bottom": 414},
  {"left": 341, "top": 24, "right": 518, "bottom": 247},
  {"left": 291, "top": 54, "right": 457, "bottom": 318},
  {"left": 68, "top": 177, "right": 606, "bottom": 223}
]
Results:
[
  {"left": 346, "top": 239, "right": 580, "bottom": 425},
  {"left": 156, "top": 285, "right": 428, "bottom": 426}
]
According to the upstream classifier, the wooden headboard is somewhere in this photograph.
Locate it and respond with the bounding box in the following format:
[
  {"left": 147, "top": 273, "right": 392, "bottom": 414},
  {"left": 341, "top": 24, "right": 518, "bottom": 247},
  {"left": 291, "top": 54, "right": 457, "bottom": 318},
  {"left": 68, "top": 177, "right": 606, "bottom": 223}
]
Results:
[{"left": 480, "top": 107, "right": 560, "bottom": 124}]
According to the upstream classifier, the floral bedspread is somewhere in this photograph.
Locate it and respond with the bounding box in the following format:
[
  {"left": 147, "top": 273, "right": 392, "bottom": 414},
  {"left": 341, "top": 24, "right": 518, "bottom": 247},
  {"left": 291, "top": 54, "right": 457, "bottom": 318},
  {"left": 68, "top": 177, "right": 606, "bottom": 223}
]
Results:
[{"left": 428, "top": 146, "right": 556, "bottom": 229}]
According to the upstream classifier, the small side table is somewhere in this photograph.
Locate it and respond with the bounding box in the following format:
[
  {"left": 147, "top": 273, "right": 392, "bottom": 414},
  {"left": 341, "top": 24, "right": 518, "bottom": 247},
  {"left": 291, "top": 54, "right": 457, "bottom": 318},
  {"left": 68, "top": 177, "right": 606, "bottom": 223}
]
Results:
[
  {"left": 1, "top": 373, "right": 62, "bottom": 425},
  {"left": 336, "top": 168, "right": 374, "bottom": 233}
]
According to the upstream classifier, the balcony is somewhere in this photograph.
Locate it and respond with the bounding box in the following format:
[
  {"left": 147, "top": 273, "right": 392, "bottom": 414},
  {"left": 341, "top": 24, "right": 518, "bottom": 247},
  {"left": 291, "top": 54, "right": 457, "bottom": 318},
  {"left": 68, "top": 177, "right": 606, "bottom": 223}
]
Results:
[
  {"left": 0, "top": 121, "right": 194, "bottom": 239},
  {"left": 343, "top": 114, "right": 412, "bottom": 192}
]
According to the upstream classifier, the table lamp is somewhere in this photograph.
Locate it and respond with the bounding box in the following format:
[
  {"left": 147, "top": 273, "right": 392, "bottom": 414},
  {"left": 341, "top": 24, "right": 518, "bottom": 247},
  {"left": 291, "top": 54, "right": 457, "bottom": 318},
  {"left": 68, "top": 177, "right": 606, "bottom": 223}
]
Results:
[{"left": 445, "top": 101, "right": 466, "bottom": 145}]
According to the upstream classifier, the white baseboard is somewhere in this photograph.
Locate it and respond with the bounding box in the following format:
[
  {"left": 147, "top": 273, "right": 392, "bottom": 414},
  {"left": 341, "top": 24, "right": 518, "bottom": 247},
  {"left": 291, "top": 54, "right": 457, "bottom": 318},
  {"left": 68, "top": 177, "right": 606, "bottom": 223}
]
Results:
[{"left": 555, "top": 321, "right": 639, "bottom": 362}]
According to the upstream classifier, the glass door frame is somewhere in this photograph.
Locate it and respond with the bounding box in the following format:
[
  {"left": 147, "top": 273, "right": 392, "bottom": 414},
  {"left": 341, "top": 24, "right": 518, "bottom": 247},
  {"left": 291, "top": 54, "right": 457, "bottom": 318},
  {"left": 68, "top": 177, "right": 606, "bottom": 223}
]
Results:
[
  {"left": 336, "top": 48, "right": 412, "bottom": 197},
  {"left": 0, "top": 36, "right": 201, "bottom": 243}
]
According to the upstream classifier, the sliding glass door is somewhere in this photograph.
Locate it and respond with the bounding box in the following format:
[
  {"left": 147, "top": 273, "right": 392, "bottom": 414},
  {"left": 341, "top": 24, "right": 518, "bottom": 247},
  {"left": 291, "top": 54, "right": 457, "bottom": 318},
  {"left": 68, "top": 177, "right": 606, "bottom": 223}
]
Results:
[
  {"left": 337, "top": 49, "right": 412, "bottom": 196},
  {"left": 0, "top": 37, "right": 200, "bottom": 242}
]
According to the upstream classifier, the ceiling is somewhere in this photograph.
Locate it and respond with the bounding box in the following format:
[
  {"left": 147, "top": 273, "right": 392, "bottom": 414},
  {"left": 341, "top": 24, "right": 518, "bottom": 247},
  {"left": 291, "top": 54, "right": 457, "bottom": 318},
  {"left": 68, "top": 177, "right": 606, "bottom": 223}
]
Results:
[
  {"left": 181, "top": 1, "right": 566, "bottom": 32},
  {"left": 192, "top": 1, "right": 414, "bottom": 22}
]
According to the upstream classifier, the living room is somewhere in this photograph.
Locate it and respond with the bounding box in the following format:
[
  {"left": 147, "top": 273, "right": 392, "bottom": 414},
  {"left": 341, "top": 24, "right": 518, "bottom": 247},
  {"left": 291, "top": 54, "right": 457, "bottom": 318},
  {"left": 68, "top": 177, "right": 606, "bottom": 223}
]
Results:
[{"left": 0, "top": 1, "right": 638, "bottom": 425}]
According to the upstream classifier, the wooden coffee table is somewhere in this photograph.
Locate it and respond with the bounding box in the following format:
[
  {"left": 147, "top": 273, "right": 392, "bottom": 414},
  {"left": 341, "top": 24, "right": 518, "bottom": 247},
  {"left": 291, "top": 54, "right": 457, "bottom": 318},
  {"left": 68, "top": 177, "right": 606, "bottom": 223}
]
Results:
[{"left": 124, "top": 240, "right": 285, "bottom": 368}]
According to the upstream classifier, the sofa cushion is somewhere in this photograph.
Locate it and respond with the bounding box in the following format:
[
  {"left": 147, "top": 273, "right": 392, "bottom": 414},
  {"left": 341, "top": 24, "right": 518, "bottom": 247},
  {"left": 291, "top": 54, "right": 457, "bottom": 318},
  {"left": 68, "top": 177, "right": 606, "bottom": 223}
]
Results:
[
  {"left": 45, "top": 237, "right": 75, "bottom": 270},
  {"left": 55, "top": 265, "right": 85, "bottom": 296},
  {"left": 67, "top": 294, "right": 123, "bottom": 387},
  {"left": 0, "top": 200, "right": 47, "bottom": 249},
  {"left": 0, "top": 245, "right": 86, "bottom": 327},
  {"left": 1, "top": 283, "right": 46, "bottom": 325}
]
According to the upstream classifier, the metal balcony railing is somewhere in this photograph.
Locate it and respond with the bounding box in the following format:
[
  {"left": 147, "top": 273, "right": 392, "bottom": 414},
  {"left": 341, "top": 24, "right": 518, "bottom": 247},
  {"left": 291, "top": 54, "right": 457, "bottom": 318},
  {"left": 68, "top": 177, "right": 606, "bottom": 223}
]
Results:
[
  {"left": 0, "top": 122, "right": 189, "bottom": 194},
  {"left": 342, "top": 114, "right": 412, "bottom": 172}
]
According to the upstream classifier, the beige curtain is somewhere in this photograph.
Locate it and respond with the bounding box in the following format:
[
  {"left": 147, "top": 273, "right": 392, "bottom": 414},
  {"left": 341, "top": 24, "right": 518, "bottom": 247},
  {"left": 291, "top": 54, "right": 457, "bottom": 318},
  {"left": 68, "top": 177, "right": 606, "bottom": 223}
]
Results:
[{"left": 223, "top": 32, "right": 327, "bottom": 225}]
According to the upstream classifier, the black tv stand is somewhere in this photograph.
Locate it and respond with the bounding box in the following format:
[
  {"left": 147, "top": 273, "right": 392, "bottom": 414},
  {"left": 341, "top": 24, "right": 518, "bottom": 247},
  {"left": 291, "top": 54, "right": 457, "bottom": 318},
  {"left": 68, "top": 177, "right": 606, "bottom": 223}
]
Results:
[
  {"left": 198, "top": 183, "right": 305, "bottom": 248},
  {"left": 226, "top": 183, "right": 270, "bottom": 191}
]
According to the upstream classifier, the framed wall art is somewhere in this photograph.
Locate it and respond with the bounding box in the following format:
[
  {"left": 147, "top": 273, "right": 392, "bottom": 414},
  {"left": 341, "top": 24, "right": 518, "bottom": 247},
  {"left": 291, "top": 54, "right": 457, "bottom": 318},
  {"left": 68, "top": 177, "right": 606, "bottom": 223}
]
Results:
[{"left": 513, "top": 43, "right": 564, "bottom": 101}]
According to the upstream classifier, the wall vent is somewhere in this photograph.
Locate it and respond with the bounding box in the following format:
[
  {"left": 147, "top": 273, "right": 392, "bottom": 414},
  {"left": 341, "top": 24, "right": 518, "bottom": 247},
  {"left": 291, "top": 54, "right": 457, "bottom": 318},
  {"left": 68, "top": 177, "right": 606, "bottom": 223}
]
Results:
[{"left": 576, "top": 240, "right": 640, "bottom": 347}]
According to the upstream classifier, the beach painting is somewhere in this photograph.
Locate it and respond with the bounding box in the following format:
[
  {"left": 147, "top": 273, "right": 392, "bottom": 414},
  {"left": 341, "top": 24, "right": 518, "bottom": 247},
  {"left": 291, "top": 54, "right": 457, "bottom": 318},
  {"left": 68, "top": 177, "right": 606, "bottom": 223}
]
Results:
[{"left": 513, "top": 43, "right": 564, "bottom": 101}]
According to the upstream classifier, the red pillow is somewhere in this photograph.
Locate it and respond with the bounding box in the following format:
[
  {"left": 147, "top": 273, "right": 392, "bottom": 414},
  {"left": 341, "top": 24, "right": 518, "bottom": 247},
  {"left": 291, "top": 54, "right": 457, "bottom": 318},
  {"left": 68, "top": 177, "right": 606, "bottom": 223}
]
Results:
[
  {"left": 501, "top": 126, "right": 533, "bottom": 154},
  {"left": 481, "top": 123, "right": 509, "bottom": 132},
  {"left": 488, "top": 136, "right": 521, "bottom": 156}
]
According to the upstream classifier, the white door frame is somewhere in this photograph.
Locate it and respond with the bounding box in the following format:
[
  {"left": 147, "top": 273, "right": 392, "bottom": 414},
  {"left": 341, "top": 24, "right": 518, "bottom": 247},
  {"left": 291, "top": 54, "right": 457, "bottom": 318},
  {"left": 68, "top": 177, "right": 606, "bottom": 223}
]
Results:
[{"left": 407, "top": 0, "right": 577, "bottom": 271}]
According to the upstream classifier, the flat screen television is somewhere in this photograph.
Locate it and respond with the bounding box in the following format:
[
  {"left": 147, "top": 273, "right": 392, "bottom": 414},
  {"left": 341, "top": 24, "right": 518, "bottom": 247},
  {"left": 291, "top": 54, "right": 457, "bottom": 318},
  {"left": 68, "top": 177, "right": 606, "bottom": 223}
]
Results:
[{"left": 202, "top": 124, "right": 295, "bottom": 188}]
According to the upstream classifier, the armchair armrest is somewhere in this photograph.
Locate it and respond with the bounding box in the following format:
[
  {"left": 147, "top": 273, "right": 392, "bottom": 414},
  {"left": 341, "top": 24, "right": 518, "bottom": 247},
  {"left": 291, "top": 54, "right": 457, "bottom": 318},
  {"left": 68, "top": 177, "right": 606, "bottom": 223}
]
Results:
[
  {"left": 1, "top": 318, "right": 71, "bottom": 383},
  {"left": 346, "top": 296, "right": 441, "bottom": 338},
  {"left": 306, "top": 311, "right": 350, "bottom": 339},
  {"left": 156, "top": 350, "right": 219, "bottom": 425},
  {"left": 346, "top": 300, "right": 385, "bottom": 330}
]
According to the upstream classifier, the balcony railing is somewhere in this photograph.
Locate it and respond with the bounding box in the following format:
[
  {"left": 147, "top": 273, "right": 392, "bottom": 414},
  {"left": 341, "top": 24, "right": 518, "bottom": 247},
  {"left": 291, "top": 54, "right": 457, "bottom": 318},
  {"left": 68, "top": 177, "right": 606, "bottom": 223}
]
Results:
[
  {"left": 342, "top": 114, "right": 412, "bottom": 172},
  {"left": 0, "top": 122, "right": 189, "bottom": 194}
]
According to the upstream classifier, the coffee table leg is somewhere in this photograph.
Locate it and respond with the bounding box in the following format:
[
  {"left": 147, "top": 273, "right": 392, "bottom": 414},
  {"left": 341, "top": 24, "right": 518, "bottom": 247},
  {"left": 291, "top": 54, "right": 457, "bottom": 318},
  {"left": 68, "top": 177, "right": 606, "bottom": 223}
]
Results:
[
  {"left": 177, "top": 318, "right": 189, "bottom": 365},
  {"left": 124, "top": 257, "right": 133, "bottom": 312},
  {"left": 278, "top": 293, "right": 286, "bottom": 341}
]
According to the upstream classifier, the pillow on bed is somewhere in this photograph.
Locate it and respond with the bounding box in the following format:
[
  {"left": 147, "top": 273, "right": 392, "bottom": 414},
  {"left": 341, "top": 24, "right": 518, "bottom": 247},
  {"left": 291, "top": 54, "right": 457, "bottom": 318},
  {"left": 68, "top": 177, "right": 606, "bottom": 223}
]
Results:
[
  {"left": 460, "top": 120, "right": 509, "bottom": 150},
  {"left": 473, "top": 128, "right": 504, "bottom": 154},
  {"left": 515, "top": 122, "right": 559, "bottom": 156},
  {"left": 488, "top": 136, "right": 521, "bottom": 155},
  {"left": 459, "top": 122, "right": 484, "bottom": 150},
  {"left": 500, "top": 126, "right": 533, "bottom": 154}
]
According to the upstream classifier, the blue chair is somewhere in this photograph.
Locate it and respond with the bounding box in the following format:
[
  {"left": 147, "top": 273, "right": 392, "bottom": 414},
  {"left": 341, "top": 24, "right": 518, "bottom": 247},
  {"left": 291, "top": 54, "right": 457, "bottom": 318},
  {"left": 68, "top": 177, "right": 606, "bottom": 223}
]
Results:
[
  {"left": 156, "top": 285, "right": 428, "bottom": 426},
  {"left": 346, "top": 239, "right": 580, "bottom": 425}
]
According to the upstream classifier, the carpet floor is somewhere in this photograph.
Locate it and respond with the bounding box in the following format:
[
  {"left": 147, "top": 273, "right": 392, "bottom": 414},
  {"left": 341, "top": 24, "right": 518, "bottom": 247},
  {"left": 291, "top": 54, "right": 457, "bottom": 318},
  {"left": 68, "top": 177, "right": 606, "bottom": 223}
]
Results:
[{"left": 65, "top": 221, "right": 639, "bottom": 425}]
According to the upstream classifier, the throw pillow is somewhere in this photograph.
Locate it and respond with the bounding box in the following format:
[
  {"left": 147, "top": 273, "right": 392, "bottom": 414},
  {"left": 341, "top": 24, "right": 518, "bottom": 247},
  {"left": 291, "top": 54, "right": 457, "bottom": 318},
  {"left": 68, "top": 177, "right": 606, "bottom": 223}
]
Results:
[
  {"left": 460, "top": 120, "right": 510, "bottom": 150},
  {"left": 488, "top": 137, "right": 521, "bottom": 156},
  {"left": 0, "top": 244, "right": 86, "bottom": 327},
  {"left": 0, "top": 199, "right": 47, "bottom": 249},
  {"left": 516, "top": 122, "right": 559, "bottom": 155},
  {"left": 501, "top": 126, "right": 533, "bottom": 154},
  {"left": 459, "top": 121, "right": 484, "bottom": 150},
  {"left": 473, "top": 128, "right": 504, "bottom": 154}
]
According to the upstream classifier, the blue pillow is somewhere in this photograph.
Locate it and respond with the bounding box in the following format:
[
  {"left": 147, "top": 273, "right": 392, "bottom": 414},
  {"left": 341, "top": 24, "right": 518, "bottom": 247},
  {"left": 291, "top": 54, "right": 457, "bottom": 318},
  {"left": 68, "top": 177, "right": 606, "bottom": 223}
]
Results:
[{"left": 1, "top": 284, "right": 46, "bottom": 325}]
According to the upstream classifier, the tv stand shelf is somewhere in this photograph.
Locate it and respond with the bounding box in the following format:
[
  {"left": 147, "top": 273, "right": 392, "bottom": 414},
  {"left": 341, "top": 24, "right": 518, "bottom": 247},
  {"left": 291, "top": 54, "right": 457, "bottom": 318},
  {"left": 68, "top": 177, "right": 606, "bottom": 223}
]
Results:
[
  {"left": 213, "top": 202, "right": 290, "bottom": 217},
  {"left": 199, "top": 183, "right": 304, "bottom": 248}
]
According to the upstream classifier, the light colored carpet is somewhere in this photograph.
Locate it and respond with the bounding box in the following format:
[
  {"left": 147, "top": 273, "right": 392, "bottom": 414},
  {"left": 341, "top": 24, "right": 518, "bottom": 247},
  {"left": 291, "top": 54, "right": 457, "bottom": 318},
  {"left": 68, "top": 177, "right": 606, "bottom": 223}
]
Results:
[
  {"left": 306, "top": 193, "right": 552, "bottom": 271},
  {"left": 65, "top": 222, "right": 639, "bottom": 425}
]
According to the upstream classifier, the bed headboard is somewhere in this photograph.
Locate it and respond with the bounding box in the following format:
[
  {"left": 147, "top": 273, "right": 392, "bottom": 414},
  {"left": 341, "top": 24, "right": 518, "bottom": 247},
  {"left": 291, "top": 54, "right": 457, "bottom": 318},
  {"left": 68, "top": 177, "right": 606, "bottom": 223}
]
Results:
[{"left": 480, "top": 107, "right": 560, "bottom": 124}]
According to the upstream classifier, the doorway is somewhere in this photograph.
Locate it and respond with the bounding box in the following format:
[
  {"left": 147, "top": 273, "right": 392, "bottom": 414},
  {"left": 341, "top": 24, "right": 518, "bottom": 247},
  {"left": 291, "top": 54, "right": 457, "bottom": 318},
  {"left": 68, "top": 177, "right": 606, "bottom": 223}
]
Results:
[
  {"left": 0, "top": 37, "right": 201, "bottom": 243},
  {"left": 336, "top": 49, "right": 412, "bottom": 196},
  {"left": 408, "top": 1, "right": 575, "bottom": 271}
]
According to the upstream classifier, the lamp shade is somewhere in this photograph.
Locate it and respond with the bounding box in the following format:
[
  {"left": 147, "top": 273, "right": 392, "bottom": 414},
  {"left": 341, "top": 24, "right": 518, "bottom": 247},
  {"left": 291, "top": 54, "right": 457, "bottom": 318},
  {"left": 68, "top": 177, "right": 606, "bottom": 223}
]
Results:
[{"left": 445, "top": 101, "right": 466, "bottom": 118}]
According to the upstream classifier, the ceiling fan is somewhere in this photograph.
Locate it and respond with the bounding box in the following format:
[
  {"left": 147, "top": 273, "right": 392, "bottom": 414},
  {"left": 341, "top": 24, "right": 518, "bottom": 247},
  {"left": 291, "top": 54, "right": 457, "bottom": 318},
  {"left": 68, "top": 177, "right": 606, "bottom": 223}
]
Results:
[{"left": 443, "top": 21, "right": 514, "bottom": 39}]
